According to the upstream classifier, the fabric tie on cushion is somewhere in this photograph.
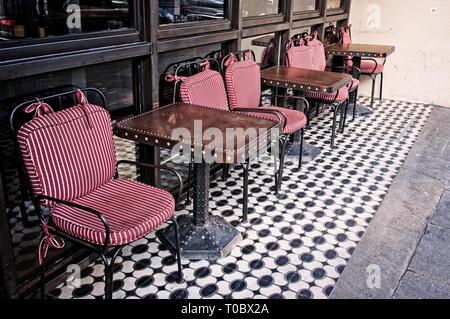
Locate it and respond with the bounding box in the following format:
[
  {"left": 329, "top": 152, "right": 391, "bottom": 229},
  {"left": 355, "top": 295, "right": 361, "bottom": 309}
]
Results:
[
  {"left": 224, "top": 54, "right": 237, "bottom": 68},
  {"left": 75, "top": 89, "right": 94, "bottom": 128},
  {"left": 38, "top": 223, "right": 65, "bottom": 265},
  {"left": 24, "top": 99, "right": 54, "bottom": 118}
]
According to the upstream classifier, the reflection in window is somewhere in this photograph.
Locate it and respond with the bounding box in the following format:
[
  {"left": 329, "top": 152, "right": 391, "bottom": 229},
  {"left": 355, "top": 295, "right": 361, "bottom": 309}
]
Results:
[
  {"left": 293, "top": 0, "right": 317, "bottom": 12},
  {"left": 242, "top": 0, "right": 279, "bottom": 18},
  {"left": 327, "top": 0, "right": 342, "bottom": 10},
  {"left": 0, "top": 60, "right": 134, "bottom": 113},
  {"left": 0, "top": 0, "right": 131, "bottom": 42},
  {"left": 159, "top": 0, "right": 225, "bottom": 25}
]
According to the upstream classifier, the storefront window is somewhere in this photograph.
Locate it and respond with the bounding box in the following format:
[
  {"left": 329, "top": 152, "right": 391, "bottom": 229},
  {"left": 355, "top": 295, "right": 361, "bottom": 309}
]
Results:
[
  {"left": 0, "top": 60, "right": 133, "bottom": 113},
  {"left": 0, "top": 0, "right": 132, "bottom": 42},
  {"left": 159, "top": 0, "right": 225, "bottom": 25},
  {"left": 293, "top": 0, "right": 318, "bottom": 12},
  {"left": 242, "top": 0, "right": 279, "bottom": 18},
  {"left": 327, "top": 0, "right": 342, "bottom": 10}
]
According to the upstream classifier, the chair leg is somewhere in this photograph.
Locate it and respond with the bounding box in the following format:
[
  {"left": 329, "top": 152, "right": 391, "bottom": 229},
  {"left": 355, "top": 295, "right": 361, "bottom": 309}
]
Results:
[
  {"left": 241, "top": 161, "right": 250, "bottom": 222},
  {"left": 340, "top": 99, "right": 349, "bottom": 134},
  {"left": 352, "top": 88, "right": 358, "bottom": 122},
  {"left": 171, "top": 216, "right": 184, "bottom": 284},
  {"left": 370, "top": 75, "right": 377, "bottom": 108},
  {"left": 298, "top": 129, "right": 304, "bottom": 170},
  {"left": 331, "top": 105, "right": 340, "bottom": 148},
  {"left": 276, "top": 136, "right": 289, "bottom": 193},
  {"left": 379, "top": 72, "right": 384, "bottom": 101},
  {"left": 223, "top": 164, "right": 229, "bottom": 181},
  {"left": 100, "top": 253, "right": 113, "bottom": 300},
  {"left": 185, "top": 163, "right": 192, "bottom": 207}
]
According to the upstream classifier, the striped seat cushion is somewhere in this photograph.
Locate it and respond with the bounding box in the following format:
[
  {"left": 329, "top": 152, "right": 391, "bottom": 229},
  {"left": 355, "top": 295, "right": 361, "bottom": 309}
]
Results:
[
  {"left": 17, "top": 99, "right": 116, "bottom": 205},
  {"left": 305, "top": 86, "right": 349, "bottom": 102},
  {"left": 180, "top": 69, "right": 229, "bottom": 110},
  {"left": 51, "top": 179, "right": 175, "bottom": 246},
  {"left": 348, "top": 59, "right": 384, "bottom": 74},
  {"left": 286, "top": 44, "right": 314, "bottom": 69},
  {"left": 350, "top": 78, "right": 359, "bottom": 92},
  {"left": 242, "top": 106, "right": 307, "bottom": 134}
]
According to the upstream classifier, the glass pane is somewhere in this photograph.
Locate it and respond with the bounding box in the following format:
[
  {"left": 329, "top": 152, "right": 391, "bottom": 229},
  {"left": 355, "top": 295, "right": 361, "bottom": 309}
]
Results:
[
  {"left": 293, "top": 0, "right": 317, "bottom": 12},
  {"left": 0, "top": 0, "right": 132, "bottom": 42},
  {"left": 159, "top": 0, "right": 225, "bottom": 25},
  {"left": 242, "top": 0, "right": 279, "bottom": 18},
  {"left": 327, "top": 0, "right": 342, "bottom": 9}
]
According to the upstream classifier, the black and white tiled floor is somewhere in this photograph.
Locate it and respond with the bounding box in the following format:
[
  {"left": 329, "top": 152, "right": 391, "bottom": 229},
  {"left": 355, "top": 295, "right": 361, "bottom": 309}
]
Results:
[{"left": 5, "top": 97, "right": 433, "bottom": 299}]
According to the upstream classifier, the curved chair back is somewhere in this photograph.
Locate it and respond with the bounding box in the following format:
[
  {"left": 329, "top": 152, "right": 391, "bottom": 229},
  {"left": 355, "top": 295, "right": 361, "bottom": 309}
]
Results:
[{"left": 222, "top": 50, "right": 262, "bottom": 110}]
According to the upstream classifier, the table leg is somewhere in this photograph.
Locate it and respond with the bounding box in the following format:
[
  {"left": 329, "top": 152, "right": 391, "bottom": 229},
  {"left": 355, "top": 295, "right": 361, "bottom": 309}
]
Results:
[
  {"left": 349, "top": 56, "right": 373, "bottom": 117},
  {"left": 158, "top": 162, "right": 242, "bottom": 260},
  {"left": 286, "top": 140, "right": 321, "bottom": 163}
]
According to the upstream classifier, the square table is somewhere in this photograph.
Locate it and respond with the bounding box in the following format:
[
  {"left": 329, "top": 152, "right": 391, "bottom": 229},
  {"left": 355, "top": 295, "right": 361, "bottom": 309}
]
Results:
[
  {"left": 260, "top": 66, "right": 353, "bottom": 159},
  {"left": 326, "top": 43, "right": 395, "bottom": 115},
  {"left": 115, "top": 103, "right": 281, "bottom": 260}
]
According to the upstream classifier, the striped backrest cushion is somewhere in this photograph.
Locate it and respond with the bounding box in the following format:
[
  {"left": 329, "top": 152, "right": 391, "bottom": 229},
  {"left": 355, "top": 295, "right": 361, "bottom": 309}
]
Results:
[
  {"left": 17, "top": 101, "right": 116, "bottom": 204},
  {"left": 179, "top": 69, "right": 229, "bottom": 110},
  {"left": 286, "top": 45, "right": 314, "bottom": 70},
  {"left": 224, "top": 59, "right": 261, "bottom": 109},
  {"left": 308, "top": 38, "right": 326, "bottom": 71}
]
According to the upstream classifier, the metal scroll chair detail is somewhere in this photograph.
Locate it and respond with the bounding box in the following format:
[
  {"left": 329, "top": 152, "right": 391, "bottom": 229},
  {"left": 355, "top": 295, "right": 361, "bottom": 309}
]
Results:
[
  {"left": 10, "top": 88, "right": 184, "bottom": 299},
  {"left": 222, "top": 50, "right": 309, "bottom": 194}
]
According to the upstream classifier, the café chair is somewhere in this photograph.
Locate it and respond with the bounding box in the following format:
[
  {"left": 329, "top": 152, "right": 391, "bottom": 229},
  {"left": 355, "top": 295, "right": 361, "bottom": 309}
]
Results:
[
  {"left": 167, "top": 58, "right": 284, "bottom": 222},
  {"left": 286, "top": 36, "right": 353, "bottom": 147},
  {"left": 261, "top": 37, "right": 276, "bottom": 68},
  {"left": 222, "top": 50, "right": 309, "bottom": 194},
  {"left": 341, "top": 25, "right": 385, "bottom": 108},
  {"left": 307, "top": 31, "right": 360, "bottom": 127},
  {"left": 10, "top": 88, "right": 184, "bottom": 299}
]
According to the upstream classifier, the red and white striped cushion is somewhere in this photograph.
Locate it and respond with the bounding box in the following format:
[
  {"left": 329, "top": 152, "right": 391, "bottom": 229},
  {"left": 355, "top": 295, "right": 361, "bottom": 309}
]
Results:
[
  {"left": 51, "top": 179, "right": 175, "bottom": 246},
  {"left": 180, "top": 69, "right": 229, "bottom": 110},
  {"left": 305, "top": 86, "right": 349, "bottom": 102},
  {"left": 348, "top": 59, "right": 384, "bottom": 74},
  {"left": 308, "top": 38, "right": 327, "bottom": 72},
  {"left": 241, "top": 106, "right": 307, "bottom": 134},
  {"left": 350, "top": 78, "right": 359, "bottom": 92},
  {"left": 224, "top": 59, "right": 262, "bottom": 109},
  {"left": 17, "top": 103, "right": 116, "bottom": 204},
  {"left": 286, "top": 45, "right": 314, "bottom": 69}
]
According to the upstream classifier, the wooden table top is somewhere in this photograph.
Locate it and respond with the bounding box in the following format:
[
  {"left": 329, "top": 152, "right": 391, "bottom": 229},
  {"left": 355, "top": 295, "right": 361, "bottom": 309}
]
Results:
[
  {"left": 251, "top": 35, "right": 274, "bottom": 47},
  {"left": 115, "top": 103, "right": 281, "bottom": 164},
  {"left": 260, "top": 66, "right": 352, "bottom": 94},
  {"left": 325, "top": 43, "right": 396, "bottom": 58}
]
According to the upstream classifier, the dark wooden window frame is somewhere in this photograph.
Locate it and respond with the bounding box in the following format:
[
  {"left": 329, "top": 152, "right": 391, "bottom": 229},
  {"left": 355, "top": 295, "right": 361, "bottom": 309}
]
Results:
[
  {"left": 242, "top": 0, "right": 289, "bottom": 28},
  {"left": 326, "top": 0, "right": 349, "bottom": 16},
  {"left": 292, "top": 0, "right": 323, "bottom": 20},
  {"left": 0, "top": 1, "right": 144, "bottom": 62},
  {"left": 158, "top": 0, "right": 232, "bottom": 40}
]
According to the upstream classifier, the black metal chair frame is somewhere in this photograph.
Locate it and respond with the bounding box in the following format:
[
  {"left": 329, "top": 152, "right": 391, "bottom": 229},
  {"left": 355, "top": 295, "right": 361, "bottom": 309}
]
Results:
[
  {"left": 286, "top": 37, "right": 351, "bottom": 148},
  {"left": 222, "top": 50, "right": 309, "bottom": 199},
  {"left": 340, "top": 25, "right": 385, "bottom": 109},
  {"left": 10, "top": 88, "right": 184, "bottom": 299}
]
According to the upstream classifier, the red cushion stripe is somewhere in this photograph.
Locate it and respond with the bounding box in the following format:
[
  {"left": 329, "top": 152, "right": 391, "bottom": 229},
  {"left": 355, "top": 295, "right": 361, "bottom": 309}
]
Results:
[
  {"left": 17, "top": 104, "right": 116, "bottom": 204},
  {"left": 51, "top": 179, "right": 175, "bottom": 246},
  {"left": 180, "top": 69, "right": 229, "bottom": 110}
]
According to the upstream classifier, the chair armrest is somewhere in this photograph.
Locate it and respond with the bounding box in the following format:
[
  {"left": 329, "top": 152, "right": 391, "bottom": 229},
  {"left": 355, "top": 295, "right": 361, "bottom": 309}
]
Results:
[
  {"left": 116, "top": 160, "right": 184, "bottom": 207},
  {"left": 232, "top": 107, "right": 287, "bottom": 133},
  {"left": 261, "top": 94, "right": 310, "bottom": 115},
  {"left": 36, "top": 194, "right": 111, "bottom": 251},
  {"left": 360, "top": 57, "right": 379, "bottom": 74}
]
